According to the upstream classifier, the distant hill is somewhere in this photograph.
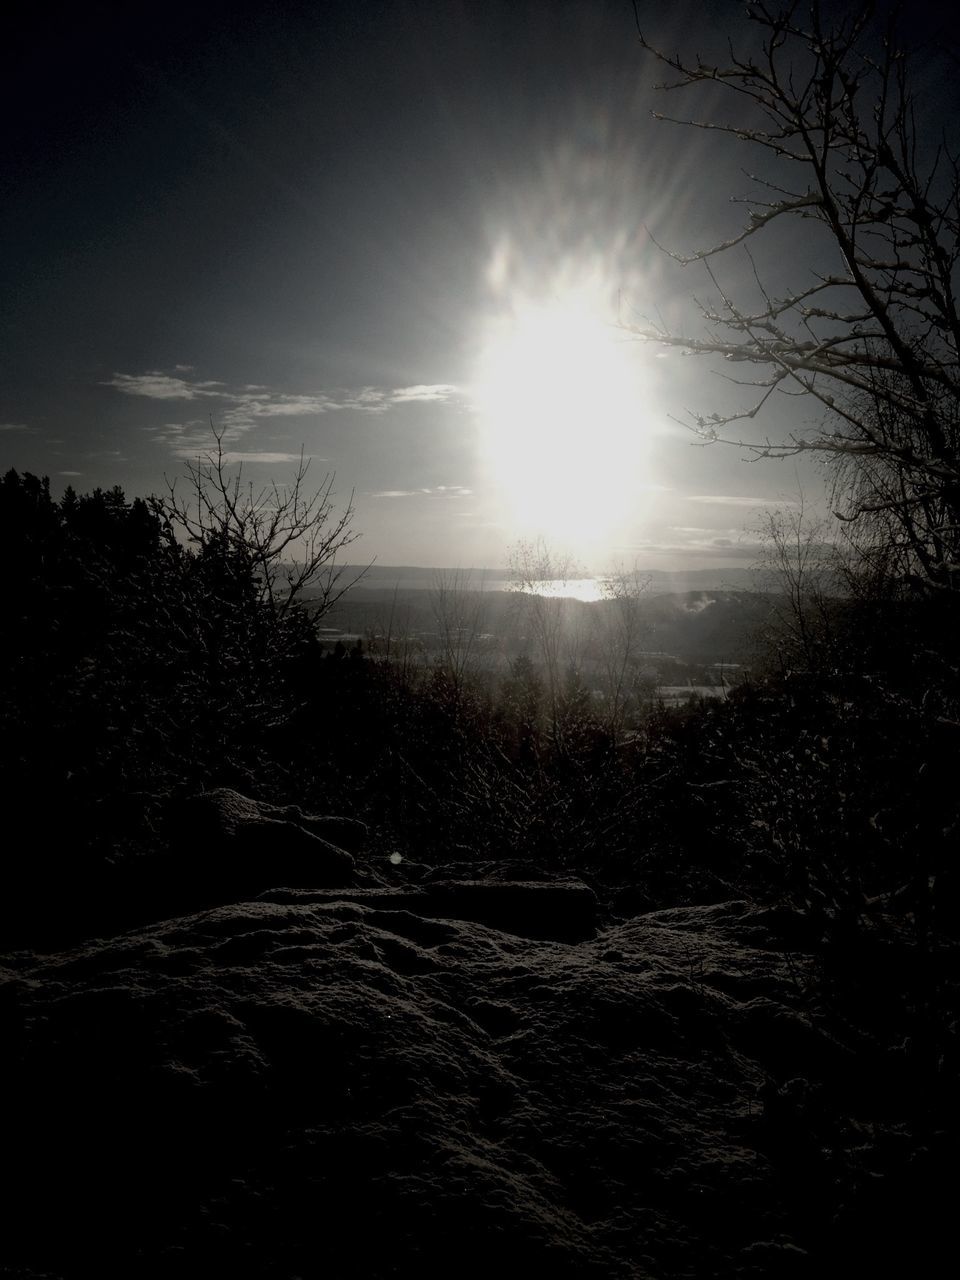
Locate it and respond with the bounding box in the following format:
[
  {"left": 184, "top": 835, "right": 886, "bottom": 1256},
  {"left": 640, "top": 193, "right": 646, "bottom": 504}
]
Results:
[
  {"left": 314, "top": 579, "right": 777, "bottom": 671},
  {"left": 316, "top": 564, "right": 770, "bottom": 595},
  {"left": 636, "top": 590, "right": 775, "bottom": 664}
]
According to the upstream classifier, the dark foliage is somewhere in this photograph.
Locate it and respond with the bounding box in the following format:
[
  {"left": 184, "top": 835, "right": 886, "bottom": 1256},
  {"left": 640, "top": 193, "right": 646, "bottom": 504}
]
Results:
[
  {"left": 4, "top": 466, "right": 958, "bottom": 935},
  {"left": 2, "top": 465, "right": 958, "bottom": 1276},
  {"left": 1, "top": 471, "right": 320, "bottom": 917}
]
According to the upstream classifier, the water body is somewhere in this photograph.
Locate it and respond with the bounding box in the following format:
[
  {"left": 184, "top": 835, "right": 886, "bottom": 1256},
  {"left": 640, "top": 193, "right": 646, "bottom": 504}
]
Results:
[
  {"left": 516, "top": 578, "right": 609, "bottom": 602},
  {"left": 344, "top": 572, "right": 612, "bottom": 602},
  {"left": 326, "top": 564, "right": 765, "bottom": 598}
]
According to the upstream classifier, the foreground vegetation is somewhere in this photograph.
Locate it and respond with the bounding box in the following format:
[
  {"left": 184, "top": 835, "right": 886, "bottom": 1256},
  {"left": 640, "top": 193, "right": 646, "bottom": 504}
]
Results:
[
  {"left": 4, "top": 467, "right": 958, "bottom": 938},
  {"left": 3, "top": 463, "right": 958, "bottom": 1273}
]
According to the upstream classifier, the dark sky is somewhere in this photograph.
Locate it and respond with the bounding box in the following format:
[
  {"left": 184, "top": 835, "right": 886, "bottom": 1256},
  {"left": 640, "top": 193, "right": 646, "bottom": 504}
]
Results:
[{"left": 3, "top": 0, "right": 954, "bottom": 569}]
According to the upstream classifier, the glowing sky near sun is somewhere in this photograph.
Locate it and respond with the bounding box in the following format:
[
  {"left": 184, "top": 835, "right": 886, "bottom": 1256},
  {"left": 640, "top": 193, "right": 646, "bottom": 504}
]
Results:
[
  {"left": 1, "top": 0, "right": 848, "bottom": 570},
  {"left": 473, "top": 264, "right": 653, "bottom": 559}
]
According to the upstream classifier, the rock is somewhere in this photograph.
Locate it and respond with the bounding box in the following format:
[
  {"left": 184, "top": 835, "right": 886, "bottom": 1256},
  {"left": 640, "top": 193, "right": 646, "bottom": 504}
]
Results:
[
  {"left": 170, "top": 786, "right": 263, "bottom": 840},
  {"left": 0, "top": 898, "right": 845, "bottom": 1278},
  {"left": 256, "top": 878, "right": 598, "bottom": 942},
  {"left": 163, "top": 787, "right": 357, "bottom": 901},
  {"left": 0, "top": 886, "right": 946, "bottom": 1276},
  {"left": 423, "top": 878, "right": 597, "bottom": 941},
  {"left": 277, "top": 806, "right": 370, "bottom": 852}
]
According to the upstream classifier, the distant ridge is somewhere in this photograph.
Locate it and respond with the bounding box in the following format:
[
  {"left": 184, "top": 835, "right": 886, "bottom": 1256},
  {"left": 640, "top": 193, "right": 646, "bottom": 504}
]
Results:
[{"left": 323, "top": 564, "right": 770, "bottom": 593}]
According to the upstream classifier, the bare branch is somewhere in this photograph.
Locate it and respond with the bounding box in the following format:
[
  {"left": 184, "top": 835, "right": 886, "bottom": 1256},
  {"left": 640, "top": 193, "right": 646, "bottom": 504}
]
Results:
[{"left": 159, "top": 423, "right": 365, "bottom": 640}]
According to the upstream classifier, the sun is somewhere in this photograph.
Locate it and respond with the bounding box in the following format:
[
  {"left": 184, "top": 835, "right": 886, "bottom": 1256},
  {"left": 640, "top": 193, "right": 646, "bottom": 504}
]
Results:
[{"left": 472, "top": 282, "right": 649, "bottom": 558}]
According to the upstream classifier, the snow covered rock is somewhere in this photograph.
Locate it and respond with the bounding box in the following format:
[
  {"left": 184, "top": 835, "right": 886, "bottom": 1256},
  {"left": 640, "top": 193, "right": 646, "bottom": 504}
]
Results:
[
  {"left": 0, "top": 897, "right": 845, "bottom": 1278},
  {"left": 162, "top": 786, "right": 358, "bottom": 898},
  {"left": 261, "top": 879, "right": 598, "bottom": 942}
]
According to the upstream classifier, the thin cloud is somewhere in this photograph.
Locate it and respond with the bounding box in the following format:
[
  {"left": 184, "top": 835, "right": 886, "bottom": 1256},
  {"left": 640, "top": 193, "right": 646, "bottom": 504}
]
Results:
[
  {"left": 148, "top": 422, "right": 197, "bottom": 435},
  {"left": 223, "top": 394, "right": 342, "bottom": 421},
  {"left": 164, "top": 434, "right": 320, "bottom": 462},
  {"left": 217, "top": 451, "right": 314, "bottom": 465},
  {"left": 338, "top": 388, "right": 391, "bottom": 413},
  {"left": 105, "top": 372, "right": 223, "bottom": 400},
  {"left": 109, "top": 370, "right": 458, "bottom": 416},
  {"left": 390, "top": 384, "right": 459, "bottom": 404},
  {"left": 371, "top": 485, "right": 472, "bottom": 499},
  {"left": 623, "top": 539, "right": 764, "bottom": 561},
  {"left": 108, "top": 370, "right": 461, "bottom": 456},
  {"left": 688, "top": 495, "right": 799, "bottom": 508},
  {"left": 676, "top": 528, "right": 743, "bottom": 547}
]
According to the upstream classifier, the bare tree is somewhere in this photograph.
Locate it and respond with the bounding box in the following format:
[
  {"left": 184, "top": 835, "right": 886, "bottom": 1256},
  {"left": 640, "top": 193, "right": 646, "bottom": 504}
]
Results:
[
  {"left": 430, "top": 568, "right": 491, "bottom": 703},
  {"left": 592, "top": 563, "right": 651, "bottom": 738},
  {"left": 157, "top": 424, "right": 362, "bottom": 623},
  {"left": 507, "top": 538, "right": 584, "bottom": 731},
  {"left": 632, "top": 1, "right": 960, "bottom": 590},
  {"left": 755, "top": 496, "right": 841, "bottom": 670}
]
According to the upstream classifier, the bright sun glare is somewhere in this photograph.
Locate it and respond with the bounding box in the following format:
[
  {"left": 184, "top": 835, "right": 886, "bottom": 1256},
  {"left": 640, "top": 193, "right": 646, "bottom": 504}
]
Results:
[{"left": 473, "top": 281, "right": 649, "bottom": 558}]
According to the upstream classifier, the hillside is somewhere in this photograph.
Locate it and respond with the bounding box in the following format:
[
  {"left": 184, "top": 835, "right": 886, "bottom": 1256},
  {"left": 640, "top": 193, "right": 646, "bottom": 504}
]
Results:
[
  {"left": 319, "top": 584, "right": 775, "bottom": 672},
  {"left": 2, "top": 471, "right": 957, "bottom": 1278}
]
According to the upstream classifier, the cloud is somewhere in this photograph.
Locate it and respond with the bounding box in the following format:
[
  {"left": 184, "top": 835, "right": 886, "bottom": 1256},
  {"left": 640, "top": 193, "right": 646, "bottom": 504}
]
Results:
[
  {"left": 108, "top": 370, "right": 462, "bottom": 455},
  {"left": 109, "top": 370, "right": 458, "bottom": 416},
  {"left": 622, "top": 534, "right": 763, "bottom": 561},
  {"left": 105, "top": 372, "right": 223, "bottom": 400},
  {"left": 371, "top": 485, "right": 472, "bottom": 499},
  {"left": 634, "top": 540, "right": 762, "bottom": 560},
  {"left": 149, "top": 422, "right": 195, "bottom": 435},
  {"left": 390, "top": 384, "right": 459, "bottom": 404},
  {"left": 163, "top": 433, "right": 320, "bottom": 462},
  {"left": 217, "top": 451, "right": 315, "bottom": 465},
  {"left": 687, "top": 494, "right": 799, "bottom": 508},
  {"left": 222, "top": 394, "right": 343, "bottom": 421},
  {"left": 0, "top": 422, "right": 30, "bottom": 432}
]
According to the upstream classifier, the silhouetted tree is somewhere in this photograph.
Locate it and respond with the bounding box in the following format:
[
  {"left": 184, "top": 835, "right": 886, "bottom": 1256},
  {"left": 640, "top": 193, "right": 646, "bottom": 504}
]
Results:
[
  {"left": 430, "top": 568, "right": 490, "bottom": 707},
  {"left": 0, "top": 453, "right": 367, "bottom": 860},
  {"left": 158, "top": 425, "right": 361, "bottom": 633},
  {"left": 508, "top": 538, "right": 584, "bottom": 737},
  {"left": 634, "top": 1, "right": 960, "bottom": 591},
  {"left": 592, "top": 563, "right": 651, "bottom": 739}
]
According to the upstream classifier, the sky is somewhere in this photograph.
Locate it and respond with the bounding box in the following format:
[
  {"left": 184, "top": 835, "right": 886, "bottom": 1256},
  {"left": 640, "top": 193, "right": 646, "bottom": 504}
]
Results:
[{"left": 3, "top": 0, "right": 954, "bottom": 571}]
